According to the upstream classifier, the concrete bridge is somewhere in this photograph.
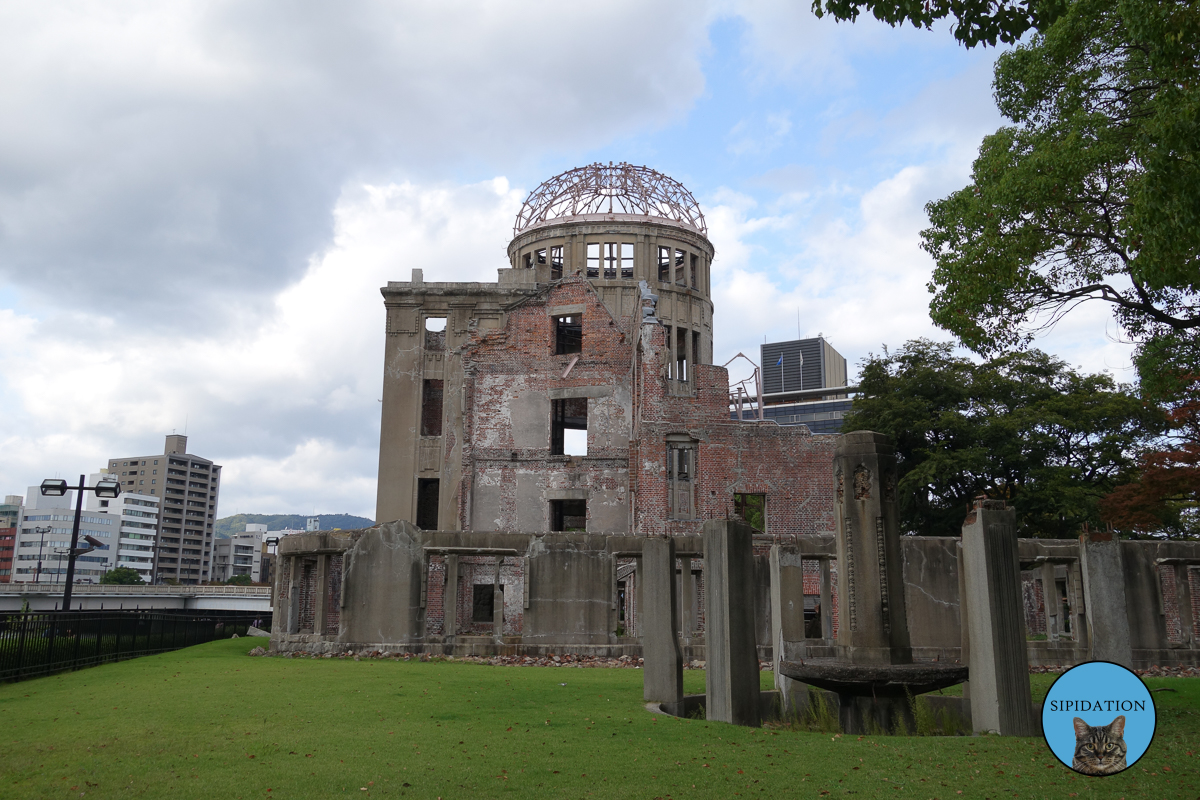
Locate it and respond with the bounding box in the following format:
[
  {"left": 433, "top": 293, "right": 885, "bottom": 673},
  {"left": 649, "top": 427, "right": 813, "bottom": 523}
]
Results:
[{"left": 0, "top": 584, "right": 273, "bottom": 612}]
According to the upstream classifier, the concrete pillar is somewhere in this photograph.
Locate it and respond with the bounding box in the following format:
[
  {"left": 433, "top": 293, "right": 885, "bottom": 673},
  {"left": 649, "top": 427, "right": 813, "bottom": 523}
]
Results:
[
  {"left": 1040, "top": 562, "right": 1059, "bottom": 640},
  {"left": 287, "top": 557, "right": 301, "bottom": 635},
  {"left": 961, "top": 499, "right": 1036, "bottom": 736},
  {"left": 770, "top": 546, "right": 805, "bottom": 712},
  {"left": 956, "top": 541, "right": 970, "bottom": 704},
  {"left": 703, "top": 519, "right": 760, "bottom": 727},
  {"left": 493, "top": 556, "right": 504, "bottom": 639},
  {"left": 642, "top": 538, "right": 684, "bottom": 707},
  {"left": 1078, "top": 529, "right": 1133, "bottom": 667},
  {"left": 314, "top": 554, "right": 329, "bottom": 635},
  {"left": 819, "top": 558, "right": 833, "bottom": 640},
  {"left": 833, "top": 431, "right": 912, "bottom": 665},
  {"left": 634, "top": 557, "right": 643, "bottom": 637},
  {"left": 444, "top": 554, "right": 459, "bottom": 636},
  {"left": 1176, "top": 565, "right": 1195, "bottom": 646},
  {"left": 1068, "top": 559, "right": 1088, "bottom": 649}
]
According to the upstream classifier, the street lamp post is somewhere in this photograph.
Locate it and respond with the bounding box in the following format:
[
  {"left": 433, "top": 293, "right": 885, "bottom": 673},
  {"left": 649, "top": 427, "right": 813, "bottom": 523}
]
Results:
[
  {"left": 40, "top": 475, "right": 121, "bottom": 612},
  {"left": 33, "top": 525, "right": 51, "bottom": 583}
]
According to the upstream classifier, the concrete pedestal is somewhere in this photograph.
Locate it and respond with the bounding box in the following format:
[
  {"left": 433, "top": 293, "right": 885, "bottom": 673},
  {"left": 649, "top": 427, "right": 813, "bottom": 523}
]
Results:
[
  {"left": 703, "top": 519, "right": 761, "bottom": 727},
  {"left": 643, "top": 538, "right": 684, "bottom": 707},
  {"left": 1079, "top": 529, "right": 1133, "bottom": 667},
  {"left": 961, "top": 499, "right": 1036, "bottom": 736}
]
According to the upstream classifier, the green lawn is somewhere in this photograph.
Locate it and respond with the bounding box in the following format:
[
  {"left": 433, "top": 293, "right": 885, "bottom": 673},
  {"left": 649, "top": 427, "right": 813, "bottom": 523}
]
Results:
[{"left": 0, "top": 639, "right": 1196, "bottom": 799}]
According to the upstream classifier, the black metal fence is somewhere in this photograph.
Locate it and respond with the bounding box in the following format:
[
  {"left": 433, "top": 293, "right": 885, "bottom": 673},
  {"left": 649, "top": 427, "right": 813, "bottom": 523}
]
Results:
[{"left": 0, "top": 610, "right": 272, "bottom": 683}]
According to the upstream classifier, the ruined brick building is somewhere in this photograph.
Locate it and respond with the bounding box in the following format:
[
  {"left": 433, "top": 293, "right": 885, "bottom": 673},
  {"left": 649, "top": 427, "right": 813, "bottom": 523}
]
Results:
[{"left": 375, "top": 162, "right": 836, "bottom": 540}]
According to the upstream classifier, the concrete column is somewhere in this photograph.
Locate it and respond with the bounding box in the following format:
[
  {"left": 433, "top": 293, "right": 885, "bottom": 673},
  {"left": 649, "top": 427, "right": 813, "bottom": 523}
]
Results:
[
  {"left": 314, "top": 554, "right": 329, "bottom": 635},
  {"left": 493, "top": 556, "right": 504, "bottom": 639},
  {"left": 1176, "top": 565, "right": 1195, "bottom": 646},
  {"left": 1068, "top": 559, "right": 1088, "bottom": 649},
  {"left": 1078, "top": 529, "right": 1133, "bottom": 667},
  {"left": 1040, "top": 562, "right": 1059, "bottom": 640},
  {"left": 444, "top": 554, "right": 459, "bottom": 636},
  {"left": 956, "top": 541, "right": 970, "bottom": 704},
  {"left": 770, "top": 546, "right": 805, "bottom": 712},
  {"left": 643, "top": 537, "right": 684, "bottom": 707},
  {"left": 703, "top": 519, "right": 760, "bottom": 727},
  {"left": 681, "top": 558, "right": 696, "bottom": 637},
  {"left": 833, "top": 431, "right": 912, "bottom": 665},
  {"left": 961, "top": 499, "right": 1036, "bottom": 736},
  {"left": 634, "top": 557, "right": 643, "bottom": 637},
  {"left": 287, "top": 557, "right": 301, "bottom": 635},
  {"left": 819, "top": 557, "right": 833, "bottom": 640}
]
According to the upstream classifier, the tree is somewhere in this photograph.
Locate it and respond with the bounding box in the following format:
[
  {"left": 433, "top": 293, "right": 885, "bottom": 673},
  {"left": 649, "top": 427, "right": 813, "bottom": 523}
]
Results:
[
  {"left": 1102, "top": 379, "right": 1200, "bottom": 538},
  {"left": 100, "top": 566, "right": 146, "bottom": 585},
  {"left": 919, "top": 0, "right": 1200, "bottom": 400},
  {"left": 842, "top": 340, "right": 1163, "bottom": 537},
  {"left": 811, "top": 0, "right": 1070, "bottom": 47},
  {"left": 223, "top": 574, "right": 254, "bottom": 586}
]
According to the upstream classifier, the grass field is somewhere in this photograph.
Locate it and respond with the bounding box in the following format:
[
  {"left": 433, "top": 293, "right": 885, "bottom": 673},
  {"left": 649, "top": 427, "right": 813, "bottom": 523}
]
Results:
[{"left": 1, "top": 639, "right": 1197, "bottom": 799}]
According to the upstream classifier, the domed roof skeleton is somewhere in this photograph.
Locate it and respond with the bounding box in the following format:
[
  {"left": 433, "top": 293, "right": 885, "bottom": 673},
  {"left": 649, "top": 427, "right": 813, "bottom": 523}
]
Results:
[{"left": 514, "top": 162, "right": 707, "bottom": 237}]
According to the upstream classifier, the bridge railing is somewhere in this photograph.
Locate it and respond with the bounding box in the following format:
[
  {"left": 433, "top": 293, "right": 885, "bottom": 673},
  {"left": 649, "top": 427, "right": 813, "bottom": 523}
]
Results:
[
  {"left": 0, "top": 584, "right": 272, "bottom": 596},
  {"left": 0, "top": 609, "right": 271, "bottom": 683}
]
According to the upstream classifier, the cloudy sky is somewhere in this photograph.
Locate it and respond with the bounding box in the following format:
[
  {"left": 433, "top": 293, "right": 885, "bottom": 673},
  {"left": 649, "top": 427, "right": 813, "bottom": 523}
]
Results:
[{"left": 0, "top": 1, "right": 1135, "bottom": 520}]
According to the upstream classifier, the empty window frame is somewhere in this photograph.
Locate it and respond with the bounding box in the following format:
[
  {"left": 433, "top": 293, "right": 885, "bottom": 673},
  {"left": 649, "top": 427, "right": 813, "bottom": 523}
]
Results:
[
  {"left": 657, "top": 246, "right": 671, "bottom": 282},
  {"left": 733, "top": 492, "right": 766, "bottom": 532},
  {"left": 667, "top": 439, "right": 697, "bottom": 519},
  {"left": 675, "top": 248, "right": 687, "bottom": 285},
  {"left": 674, "top": 327, "right": 689, "bottom": 380},
  {"left": 523, "top": 252, "right": 533, "bottom": 268},
  {"left": 550, "top": 245, "right": 564, "bottom": 279},
  {"left": 424, "top": 316, "right": 447, "bottom": 351},
  {"left": 554, "top": 315, "right": 582, "bottom": 355},
  {"left": 536, "top": 248, "right": 547, "bottom": 265},
  {"left": 693, "top": 330, "right": 702, "bottom": 367},
  {"left": 550, "top": 499, "right": 587, "bottom": 532},
  {"left": 586, "top": 243, "right": 600, "bottom": 278},
  {"left": 690, "top": 253, "right": 698, "bottom": 289},
  {"left": 421, "top": 379, "right": 444, "bottom": 437},
  {"left": 621, "top": 243, "right": 634, "bottom": 278},
  {"left": 603, "top": 242, "right": 618, "bottom": 279},
  {"left": 472, "top": 584, "right": 495, "bottom": 623},
  {"left": 550, "top": 398, "right": 587, "bottom": 456},
  {"left": 416, "top": 479, "right": 439, "bottom": 530}
]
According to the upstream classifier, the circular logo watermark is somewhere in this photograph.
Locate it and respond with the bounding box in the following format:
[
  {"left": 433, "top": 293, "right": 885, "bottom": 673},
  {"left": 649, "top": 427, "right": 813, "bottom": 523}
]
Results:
[{"left": 1042, "top": 661, "right": 1156, "bottom": 776}]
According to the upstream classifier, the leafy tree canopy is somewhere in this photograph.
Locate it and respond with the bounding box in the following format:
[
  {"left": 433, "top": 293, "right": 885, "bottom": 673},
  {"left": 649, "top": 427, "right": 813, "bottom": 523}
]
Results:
[
  {"left": 100, "top": 566, "right": 146, "bottom": 585},
  {"left": 842, "top": 340, "right": 1163, "bottom": 537},
  {"left": 811, "top": 0, "right": 1070, "bottom": 47},
  {"left": 921, "top": 0, "right": 1200, "bottom": 400},
  {"left": 221, "top": 574, "right": 254, "bottom": 586}
]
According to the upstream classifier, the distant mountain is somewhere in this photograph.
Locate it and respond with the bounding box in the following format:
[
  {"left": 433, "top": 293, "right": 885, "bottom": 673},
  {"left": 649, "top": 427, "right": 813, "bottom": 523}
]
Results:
[{"left": 214, "top": 513, "right": 375, "bottom": 539}]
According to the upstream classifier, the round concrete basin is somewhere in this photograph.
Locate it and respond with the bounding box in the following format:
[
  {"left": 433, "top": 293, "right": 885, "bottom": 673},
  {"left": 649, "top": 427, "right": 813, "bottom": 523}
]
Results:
[{"left": 779, "top": 660, "right": 968, "bottom": 697}]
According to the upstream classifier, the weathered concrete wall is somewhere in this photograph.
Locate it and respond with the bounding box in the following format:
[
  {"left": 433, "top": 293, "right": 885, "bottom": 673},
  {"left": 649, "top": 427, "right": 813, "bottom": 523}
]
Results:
[{"left": 901, "top": 537, "right": 962, "bottom": 658}]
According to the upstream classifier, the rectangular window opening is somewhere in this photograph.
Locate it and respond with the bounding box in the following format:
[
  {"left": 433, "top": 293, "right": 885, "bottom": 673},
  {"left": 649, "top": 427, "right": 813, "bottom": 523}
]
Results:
[
  {"left": 586, "top": 243, "right": 600, "bottom": 278},
  {"left": 603, "top": 242, "right": 618, "bottom": 279},
  {"left": 657, "top": 246, "right": 671, "bottom": 283},
  {"left": 667, "top": 442, "right": 696, "bottom": 519},
  {"left": 693, "top": 330, "right": 702, "bottom": 367},
  {"left": 676, "top": 327, "right": 688, "bottom": 381},
  {"left": 472, "top": 584, "right": 495, "bottom": 623},
  {"left": 733, "top": 492, "right": 766, "bottom": 532},
  {"left": 621, "top": 242, "right": 634, "bottom": 279},
  {"left": 554, "top": 315, "right": 582, "bottom": 355},
  {"left": 550, "top": 245, "right": 564, "bottom": 279},
  {"left": 550, "top": 499, "right": 587, "bottom": 532},
  {"left": 675, "top": 249, "right": 687, "bottom": 286},
  {"left": 421, "top": 379, "right": 444, "bottom": 437},
  {"left": 690, "top": 253, "right": 698, "bottom": 289},
  {"left": 424, "top": 316, "right": 446, "bottom": 351},
  {"left": 416, "top": 479, "right": 439, "bottom": 531},
  {"left": 550, "top": 398, "right": 587, "bottom": 456},
  {"left": 535, "top": 248, "right": 547, "bottom": 265}
]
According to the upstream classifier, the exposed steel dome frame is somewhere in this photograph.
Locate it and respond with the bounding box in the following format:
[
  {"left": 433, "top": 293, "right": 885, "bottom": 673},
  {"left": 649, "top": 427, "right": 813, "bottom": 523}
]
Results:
[{"left": 514, "top": 162, "right": 707, "bottom": 237}]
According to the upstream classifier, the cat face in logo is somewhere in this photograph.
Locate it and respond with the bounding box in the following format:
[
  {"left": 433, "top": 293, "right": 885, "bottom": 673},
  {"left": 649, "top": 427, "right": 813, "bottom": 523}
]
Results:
[{"left": 1072, "top": 715, "right": 1127, "bottom": 775}]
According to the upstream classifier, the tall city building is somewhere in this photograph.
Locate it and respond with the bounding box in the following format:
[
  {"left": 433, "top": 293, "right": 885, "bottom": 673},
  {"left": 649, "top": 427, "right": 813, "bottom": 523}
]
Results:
[
  {"left": 757, "top": 336, "right": 855, "bottom": 434},
  {"left": 87, "top": 485, "right": 160, "bottom": 582},
  {"left": 14, "top": 483, "right": 118, "bottom": 583},
  {"left": 107, "top": 434, "right": 221, "bottom": 584}
]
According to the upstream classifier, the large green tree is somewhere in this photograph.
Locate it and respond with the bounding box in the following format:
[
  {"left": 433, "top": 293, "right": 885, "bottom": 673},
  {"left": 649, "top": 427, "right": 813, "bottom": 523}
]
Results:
[
  {"left": 100, "top": 566, "right": 145, "bottom": 585},
  {"left": 917, "top": 0, "right": 1200, "bottom": 400},
  {"left": 842, "top": 340, "right": 1162, "bottom": 537}
]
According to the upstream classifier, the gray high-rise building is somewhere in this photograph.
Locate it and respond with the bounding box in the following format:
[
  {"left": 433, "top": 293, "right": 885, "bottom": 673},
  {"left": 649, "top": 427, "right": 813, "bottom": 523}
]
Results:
[
  {"left": 757, "top": 336, "right": 854, "bottom": 434},
  {"left": 107, "top": 434, "right": 221, "bottom": 584}
]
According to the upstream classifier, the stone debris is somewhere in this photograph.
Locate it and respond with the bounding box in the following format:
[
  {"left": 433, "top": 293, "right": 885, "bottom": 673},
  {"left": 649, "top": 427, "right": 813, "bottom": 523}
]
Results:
[
  {"left": 1029, "top": 664, "right": 1200, "bottom": 678},
  {"left": 256, "top": 650, "right": 776, "bottom": 671}
]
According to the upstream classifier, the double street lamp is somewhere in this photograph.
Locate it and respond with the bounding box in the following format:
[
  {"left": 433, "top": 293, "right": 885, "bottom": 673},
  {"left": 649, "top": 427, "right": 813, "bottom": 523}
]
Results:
[{"left": 40, "top": 475, "right": 121, "bottom": 611}]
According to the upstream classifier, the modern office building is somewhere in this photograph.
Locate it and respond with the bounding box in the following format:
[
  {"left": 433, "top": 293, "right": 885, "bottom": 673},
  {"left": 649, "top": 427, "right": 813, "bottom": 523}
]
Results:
[
  {"left": 0, "top": 495, "right": 20, "bottom": 582},
  {"left": 756, "top": 336, "right": 855, "bottom": 434},
  {"left": 88, "top": 485, "right": 159, "bottom": 582},
  {"left": 13, "top": 483, "right": 117, "bottom": 583},
  {"left": 107, "top": 434, "right": 221, "bottom": 584},
  {"left": 212, "top": 530, "right": 266, "bottom": 583}
]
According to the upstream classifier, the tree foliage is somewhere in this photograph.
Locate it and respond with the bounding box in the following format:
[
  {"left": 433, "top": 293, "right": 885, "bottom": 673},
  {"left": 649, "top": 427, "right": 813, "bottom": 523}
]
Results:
[
  {"left": 811, "top": 0, "right": 1070, "bottom": 47},
  {"left": 920, "top": 0, "right": 1200, "bottom": 400},
  {"left": 100, "top": 566, "right": 146, "bottom": 585},
  {"left": 842, "top": 340, "right": 1162, "bottom": 537},
  {"left": 1102, "top": 379, "right": 1200, "bottom": 538}
]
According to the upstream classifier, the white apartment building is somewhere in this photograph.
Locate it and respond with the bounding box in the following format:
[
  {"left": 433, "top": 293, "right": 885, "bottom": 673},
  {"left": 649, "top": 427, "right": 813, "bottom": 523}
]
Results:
[
  {"left": 89, "top": 481, "right": 159, "bottom": 583},
  {"left": 14, "top": 482, "right": 118, "bottom": 583},
  {"left": 212, "top": 526, "right": 265, "bottom": 582}
]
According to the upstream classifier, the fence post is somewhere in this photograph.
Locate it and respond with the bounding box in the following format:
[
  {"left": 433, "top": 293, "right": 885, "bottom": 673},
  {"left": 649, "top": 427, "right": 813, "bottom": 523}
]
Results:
[
  {"left": 14, "top": 612, "right": 30, "bottom": 680},
  {"left": 95, "top": 614, "right": 105, "bottom": 663},
  {"left": 46, "top": 614, "right": 59, "bottom": 676},
  {"left": 71, "top": 611, "right": 83, "bottom": 669}
]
